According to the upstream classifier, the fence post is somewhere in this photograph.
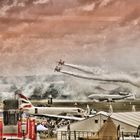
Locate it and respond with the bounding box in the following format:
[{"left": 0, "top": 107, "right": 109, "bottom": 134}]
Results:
[{"left": 74, "top": 131, "right": 76, "bottom": 140}]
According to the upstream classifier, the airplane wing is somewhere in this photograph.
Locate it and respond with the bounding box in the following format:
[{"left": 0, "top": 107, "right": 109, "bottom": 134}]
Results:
[
  {"left": 33, "top": 114, "right": 85, "bottom": 121},
  {"left": 41, "top": 114, "right": 85, "bottom": 121}
]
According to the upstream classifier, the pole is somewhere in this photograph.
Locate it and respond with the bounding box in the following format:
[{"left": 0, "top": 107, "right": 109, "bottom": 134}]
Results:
[{"left": 74, "top": 131, "right": 76, "bottom": 140}]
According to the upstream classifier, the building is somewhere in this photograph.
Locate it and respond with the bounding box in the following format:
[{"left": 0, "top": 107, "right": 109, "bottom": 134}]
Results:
[
  {"left": 1, "top": 99, "right": 37, "bottom": 140},
  {"left": 57, "top": 111, "right": 140, "bottom": 140}
]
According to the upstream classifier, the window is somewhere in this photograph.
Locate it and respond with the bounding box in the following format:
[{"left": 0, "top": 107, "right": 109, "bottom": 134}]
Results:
[
  {"left": 103, "top": 120, "right": 106, "bottom": 123},
  {"left": 35, "top": 108, "right": 38, "bottom": 114},
  {"left": 3, "top": 110, "right": 18, "bottom": 125},
  {"left": 95, "top": 119, "right": 98, "bottom": 123}
]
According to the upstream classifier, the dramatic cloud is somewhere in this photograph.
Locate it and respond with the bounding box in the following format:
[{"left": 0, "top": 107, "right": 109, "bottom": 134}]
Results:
[{"left": 0, "top": 0, "right": 140, "bottom": 99}]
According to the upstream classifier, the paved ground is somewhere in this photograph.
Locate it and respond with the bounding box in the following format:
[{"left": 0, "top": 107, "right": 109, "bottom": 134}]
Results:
[{"left": 32, "top": 99, "right": 140, "bottom": 112}]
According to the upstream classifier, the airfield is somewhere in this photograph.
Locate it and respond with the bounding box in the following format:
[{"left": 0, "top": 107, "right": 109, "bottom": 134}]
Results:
[{"left": 32, "top": 99, "right": 140, "bottom": 112}]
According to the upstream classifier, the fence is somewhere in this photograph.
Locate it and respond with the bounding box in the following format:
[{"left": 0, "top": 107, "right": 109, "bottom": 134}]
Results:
[
  {"left": 57, "top": 131, "right": 94, "bottom": 140},
  {"left": 57, "top": 131, "right": 140, "bottom": 140}
]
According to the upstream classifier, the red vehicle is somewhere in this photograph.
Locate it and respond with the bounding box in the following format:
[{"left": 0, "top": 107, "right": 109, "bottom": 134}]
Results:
[{"left": 0, "top": 99, "right": 36, "bottom": 140}]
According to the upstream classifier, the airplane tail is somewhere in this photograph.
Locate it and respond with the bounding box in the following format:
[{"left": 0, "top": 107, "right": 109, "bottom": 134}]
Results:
[
  {"left": 132, "top": 93, "right": 136, "bottom": 100},
  {"left": 84, "top": 104, "right": 96, "bottom": 117},
  {"left": 16, "top": 92, "right": 33, "bottom": 109},
  {"left": 85, "top": 104, "right": 90, "bottom": 116},
  {"left": 126, "top": 92, "right": 136, "bottom": 100},
  {"left": 109, "top": 104, "right": 113, "bottom": 113}
]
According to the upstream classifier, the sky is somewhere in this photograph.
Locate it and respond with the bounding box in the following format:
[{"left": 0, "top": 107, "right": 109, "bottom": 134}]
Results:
[{"left": 0, "top": 0, "right": 140, "bottom": 76}]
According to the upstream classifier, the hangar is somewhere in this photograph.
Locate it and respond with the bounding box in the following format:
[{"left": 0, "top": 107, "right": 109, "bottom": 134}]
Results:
[{"left": 57, "top": 111, "right": 140, "bottom": 140}]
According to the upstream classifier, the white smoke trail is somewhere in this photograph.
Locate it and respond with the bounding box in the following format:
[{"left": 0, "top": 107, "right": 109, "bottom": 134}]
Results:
[
  {"left": 61, "top": 70, "right": 140, "bottom": 87},
  {"left": 64, "top": 63, "right": 106, "bottom": 75},
  {"left": 64, "top": 63, "right": 94, "bottom": 74}
]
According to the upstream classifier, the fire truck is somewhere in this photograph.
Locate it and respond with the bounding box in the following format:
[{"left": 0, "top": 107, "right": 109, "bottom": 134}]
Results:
[{"left": 0, "top": 99, "right": 36, "bottom": 140}]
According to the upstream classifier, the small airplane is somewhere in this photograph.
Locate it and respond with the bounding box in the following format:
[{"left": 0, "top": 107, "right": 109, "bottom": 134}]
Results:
[
  {"left": 57, "top": 59, "right": 65, "bottom": 65},
  {"left": 54, "top": 66, "right": 62, "bottom": 72},
  {"left": 17, "top": 93, "right": 85, "bottom": 121},
  {"left": 88, "top": 93, "right": 134, "bottom": 102}
]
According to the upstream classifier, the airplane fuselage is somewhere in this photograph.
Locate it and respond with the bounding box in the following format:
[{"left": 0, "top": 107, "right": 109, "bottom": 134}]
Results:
[
  {"left": 23, "top": 106, "right": 84, "bottom": 116},
  {"left": 88, "top": 94, "right": 132, "bottom": 101}
]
